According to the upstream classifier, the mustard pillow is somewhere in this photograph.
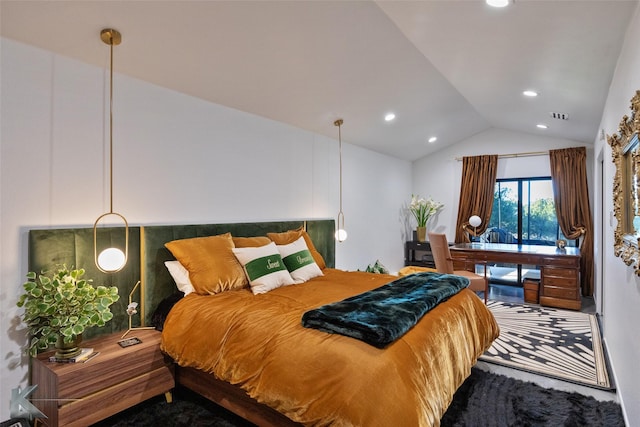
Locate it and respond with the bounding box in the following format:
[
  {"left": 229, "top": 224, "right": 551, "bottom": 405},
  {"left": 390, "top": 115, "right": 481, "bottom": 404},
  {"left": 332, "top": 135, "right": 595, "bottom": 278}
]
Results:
[
  {"left": 267, "top": 226, "right": 326, "bottom": 269},
  {"left": 232, "top": 236, "right": 271, "bottom": 248},
  {"left": 165, "top": 233, "right": 247, "bottom": 295}
]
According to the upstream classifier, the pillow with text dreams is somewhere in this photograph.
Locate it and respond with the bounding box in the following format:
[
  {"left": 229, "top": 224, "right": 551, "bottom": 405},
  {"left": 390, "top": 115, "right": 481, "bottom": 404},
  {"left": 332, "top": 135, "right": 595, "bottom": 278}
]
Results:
[
  {"left": 267, "top": 226, "right": 326, "bottom": 269},
  {"left": 164, "top": 260, "right": 195, "bottom": 296},
  {"left": 276, "top": 236, "right": 323, "bottom": 283},
  {"left": 164, "top": 233, "right": 248, "bottom": 295},
  {"left": 232, "top": 242, "right": 295, "bottom": 294}
]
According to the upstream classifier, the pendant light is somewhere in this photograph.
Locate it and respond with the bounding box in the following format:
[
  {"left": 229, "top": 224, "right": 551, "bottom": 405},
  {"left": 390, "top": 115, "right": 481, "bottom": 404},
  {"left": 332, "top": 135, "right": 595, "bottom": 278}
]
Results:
[
  {"left": 486, "top": 0, "right": 510, "bottom": 7},
  {"left": 93, "top": 28, "right": 129, "bottom": 273},
  {"left": 334, "top": 119, "right": 347, "bottom": 242}
]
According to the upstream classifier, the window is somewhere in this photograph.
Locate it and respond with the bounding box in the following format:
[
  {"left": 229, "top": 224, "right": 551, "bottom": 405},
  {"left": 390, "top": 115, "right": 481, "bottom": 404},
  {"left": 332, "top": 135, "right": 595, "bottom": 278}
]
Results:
[
  {"left": 485, "top": 177, "right": 576, "bottom": 247},
  {"left": 483, "top": 177, "right": 576, "bottom": 286}
]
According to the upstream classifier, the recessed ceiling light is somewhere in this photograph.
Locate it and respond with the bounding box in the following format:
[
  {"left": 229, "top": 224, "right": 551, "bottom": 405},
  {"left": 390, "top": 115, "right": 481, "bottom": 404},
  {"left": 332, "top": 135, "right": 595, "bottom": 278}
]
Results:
[
  {"left": 384, "top": 113, "right": 396, "bottom": 122},
  {"left": 486, "top": 0, "right": 509, "bottom": 7},
  {"left": 537, "top": 124, "right": 548, "bottom": 129},
  {"left": 428, "top": 136, "right": 437, "bottom": 143},
  {"left": 523, "top": 90, "right": 538, "bottom": 97}
]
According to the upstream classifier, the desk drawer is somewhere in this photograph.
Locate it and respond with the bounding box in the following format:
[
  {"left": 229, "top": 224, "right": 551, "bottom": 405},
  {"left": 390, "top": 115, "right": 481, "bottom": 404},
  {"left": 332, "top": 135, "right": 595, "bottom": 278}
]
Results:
[
  {"left": 543, "top": 266, "right": 577, "bottom": 280},
  {"left": 541, "top": 256, "right": 579, "bottom": 267},
  {"left": 543, "top": 285, "right": 578, "bottom": 300},
  {"left": 544, "top": 276, "right": 578, "bottom": 289}
]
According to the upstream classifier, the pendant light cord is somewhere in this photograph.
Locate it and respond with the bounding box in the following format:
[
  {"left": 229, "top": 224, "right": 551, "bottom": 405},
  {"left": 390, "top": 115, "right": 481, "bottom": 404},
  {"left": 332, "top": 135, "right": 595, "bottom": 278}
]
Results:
[
  {"left": 338, "top": 121, "right": 343, "bottom": 215},
  {"left": 108, "top": 37, "right": 114, "bottom": 214},
  {"left": 334, "top": 119, "right": 345, "bottom": 239}
]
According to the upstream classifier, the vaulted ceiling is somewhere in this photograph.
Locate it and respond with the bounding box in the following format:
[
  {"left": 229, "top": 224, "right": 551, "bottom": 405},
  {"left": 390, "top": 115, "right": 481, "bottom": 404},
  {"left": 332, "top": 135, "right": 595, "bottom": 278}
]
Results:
[{"left": 1, "top": 1, "right": 636, "bottom": 161}]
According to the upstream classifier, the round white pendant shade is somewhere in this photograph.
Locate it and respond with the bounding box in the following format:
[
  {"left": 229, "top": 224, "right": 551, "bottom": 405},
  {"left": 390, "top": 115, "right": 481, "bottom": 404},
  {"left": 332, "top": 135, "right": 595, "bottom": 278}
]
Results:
[
  {"left": 97, "top": 247, "right": 126, "bottom": 272},
  {"left": 335, "top": 228, "right": 348, "bottom": 242},
  {"left": 486, "top": 0, "right": 509, "bottom": 7}
]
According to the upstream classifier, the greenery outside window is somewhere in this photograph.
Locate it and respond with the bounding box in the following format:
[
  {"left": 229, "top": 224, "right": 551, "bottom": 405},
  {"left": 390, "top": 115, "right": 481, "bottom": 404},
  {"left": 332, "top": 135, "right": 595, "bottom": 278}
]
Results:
[
  {"left": 485, "top": 177, "right": 577, "bottom": 247},
  {"left": 483, "top": 177, "right": 576, "bottom": 286}
]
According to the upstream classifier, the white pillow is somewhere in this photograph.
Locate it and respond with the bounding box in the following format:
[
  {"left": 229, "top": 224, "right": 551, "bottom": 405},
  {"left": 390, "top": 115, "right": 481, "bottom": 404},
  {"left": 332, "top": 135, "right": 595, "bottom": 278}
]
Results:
[
  {"left": 232, "top": 242, "right": 295, "bottom": 294},
  {"left": 164, "top": 260, "right": 195, "bottom": 296},
  {"left": 276, "top": 236, "right": 323, "bottom": 284}
]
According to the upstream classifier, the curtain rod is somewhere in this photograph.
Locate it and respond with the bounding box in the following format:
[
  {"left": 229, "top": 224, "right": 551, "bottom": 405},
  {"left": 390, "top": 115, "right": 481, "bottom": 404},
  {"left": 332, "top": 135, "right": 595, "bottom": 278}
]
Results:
[{"left": 455, "top": 150, "right": 548, "bottom": 161}]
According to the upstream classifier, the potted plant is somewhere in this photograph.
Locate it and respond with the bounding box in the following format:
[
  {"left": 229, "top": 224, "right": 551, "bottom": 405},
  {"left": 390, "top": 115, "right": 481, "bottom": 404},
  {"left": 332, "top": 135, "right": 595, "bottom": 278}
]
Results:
[
  {"left": 17, "top": 265, "right": 120, "bottom": 358},
  {"left": 409, "top": 195, "right": 444, "bottom": 242}
]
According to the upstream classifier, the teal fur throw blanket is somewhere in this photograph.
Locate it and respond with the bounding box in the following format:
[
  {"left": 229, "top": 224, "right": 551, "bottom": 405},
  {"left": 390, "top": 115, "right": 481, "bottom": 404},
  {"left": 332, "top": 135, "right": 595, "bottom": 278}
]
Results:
[{"left": 301, "top": 272, "right": 469, "bottom": 348}]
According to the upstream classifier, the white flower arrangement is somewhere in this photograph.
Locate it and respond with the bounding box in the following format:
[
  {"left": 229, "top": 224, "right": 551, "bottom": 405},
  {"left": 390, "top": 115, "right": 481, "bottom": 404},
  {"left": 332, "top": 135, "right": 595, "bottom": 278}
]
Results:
[{"left": 409, "top": 195, "right": 444, "bottom": 227}]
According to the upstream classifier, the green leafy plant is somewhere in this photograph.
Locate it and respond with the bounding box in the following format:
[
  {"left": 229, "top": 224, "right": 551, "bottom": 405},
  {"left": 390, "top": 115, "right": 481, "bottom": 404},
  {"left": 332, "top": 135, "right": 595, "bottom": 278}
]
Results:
[
  {"left": 17, "top": 266, "right": 120, "bottom": 356},
  {"left": 366, "top": 260, "right": 389, "bottom": 274}
]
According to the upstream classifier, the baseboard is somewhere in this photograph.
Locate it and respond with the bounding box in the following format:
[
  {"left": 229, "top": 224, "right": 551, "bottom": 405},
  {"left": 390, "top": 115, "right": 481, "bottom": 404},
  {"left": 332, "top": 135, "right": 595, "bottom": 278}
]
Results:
[{"left": 602, "top": 336, "right": 629, "bottom": 426}]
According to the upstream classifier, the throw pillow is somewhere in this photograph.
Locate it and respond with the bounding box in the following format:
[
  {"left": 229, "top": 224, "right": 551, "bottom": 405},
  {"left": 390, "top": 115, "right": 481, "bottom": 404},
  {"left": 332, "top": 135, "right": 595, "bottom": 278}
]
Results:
[
  {"left": 267, "top": 226, "right": 326, "bottom": 269},
  {"left": 276, "top": 236, "right": 323, "bottom": 283},
  {"left": 164, "top": 260, "right": 195, "bottom": 296},
  {"left": 165, "top": 233, "right": 247, "bottom": 295},
  {"left": 232, "top": 242, "right": 295, "bottom": 294}
]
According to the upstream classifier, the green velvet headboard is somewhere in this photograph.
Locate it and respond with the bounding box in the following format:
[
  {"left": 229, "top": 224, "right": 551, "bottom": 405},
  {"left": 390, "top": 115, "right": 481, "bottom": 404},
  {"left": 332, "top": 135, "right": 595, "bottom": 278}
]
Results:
[
  {"left": 28, "top": 219, "right": 335, "bottom": 332},
  {"left": 140, "top": 219, "right": 335, "bottom": 325},
  {"left": 28, "top": 227, "right": 141, "bottom": 339}
]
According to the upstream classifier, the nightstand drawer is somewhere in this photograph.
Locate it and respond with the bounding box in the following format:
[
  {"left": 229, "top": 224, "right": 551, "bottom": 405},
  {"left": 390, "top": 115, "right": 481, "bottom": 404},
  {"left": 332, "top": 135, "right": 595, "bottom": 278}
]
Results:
[
  {"left": 31, "top": 330, "right": 175, "bottom": 427},
  {"left": 57, "top": 345, "right": 171, "bottom": 399},
  {"left": 58, "top": 365, "right": 175, "bottom": 427}
]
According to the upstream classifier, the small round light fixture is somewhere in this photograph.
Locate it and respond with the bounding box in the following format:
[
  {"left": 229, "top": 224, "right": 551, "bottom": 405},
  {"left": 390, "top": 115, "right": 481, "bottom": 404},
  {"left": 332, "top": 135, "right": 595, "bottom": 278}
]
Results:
[
  {"left": 335, "top": 228, "right": 348, "bottom": 242},
  {"left": 486, "top": 0, "right": 509, "bottom": 7},
  {"left": 428, "top": 136, "right": 437, "bottom": 143},
  {"left": 97, "top": 247, "right": 126, "bottom": 272},
  {"left": 537, "top": 124, "right": 548, "bottom": 129},
  {"left": 384, "top": 113, "right": 396, "bottom": 122},
  {"left": 523, "top": 90, "right": 538, "bottom": 97},
  {"left": 468, "top": 215, "right": 482, "bottom": 240}
]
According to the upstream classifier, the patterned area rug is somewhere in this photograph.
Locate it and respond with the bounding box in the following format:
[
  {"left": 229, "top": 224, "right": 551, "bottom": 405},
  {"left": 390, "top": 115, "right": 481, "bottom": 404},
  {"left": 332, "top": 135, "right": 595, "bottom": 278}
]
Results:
[{"left": 480, "top": 300, "right": 612, "bottom": 389}]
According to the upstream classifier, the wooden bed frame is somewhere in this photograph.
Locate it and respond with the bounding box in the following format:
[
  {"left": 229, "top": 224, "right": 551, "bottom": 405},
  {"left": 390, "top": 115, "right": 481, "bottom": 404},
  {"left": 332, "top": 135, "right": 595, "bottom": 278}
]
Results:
[
  {"left": 178, "top": 367, "right": 300, "bottom": 426},
  {"left": 29, "top": 219, "right": 334, "bottom": 426}
]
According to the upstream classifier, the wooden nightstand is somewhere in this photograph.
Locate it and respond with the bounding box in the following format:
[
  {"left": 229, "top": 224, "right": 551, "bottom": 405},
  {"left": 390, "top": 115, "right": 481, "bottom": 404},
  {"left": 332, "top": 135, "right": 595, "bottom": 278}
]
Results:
[{"left": 30, "top": 329, "right": 175, "bottom": 427}]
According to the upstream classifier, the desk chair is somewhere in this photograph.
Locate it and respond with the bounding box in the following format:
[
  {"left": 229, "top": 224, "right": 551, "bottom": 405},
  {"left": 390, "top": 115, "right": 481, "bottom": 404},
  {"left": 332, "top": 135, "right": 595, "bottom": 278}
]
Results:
[{"left": 428, "top": 233, "right": 488, "bottom": 303}]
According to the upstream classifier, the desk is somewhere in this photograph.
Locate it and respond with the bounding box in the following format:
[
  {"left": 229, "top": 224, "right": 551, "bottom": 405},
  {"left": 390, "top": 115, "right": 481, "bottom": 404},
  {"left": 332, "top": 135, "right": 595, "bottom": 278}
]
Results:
[{"left": 449, "top": 243, "right": 581, "bottom": 310}]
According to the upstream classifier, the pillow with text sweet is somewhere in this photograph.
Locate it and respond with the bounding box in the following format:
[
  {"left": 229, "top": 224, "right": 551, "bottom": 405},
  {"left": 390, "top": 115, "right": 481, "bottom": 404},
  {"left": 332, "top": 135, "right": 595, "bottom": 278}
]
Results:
[{"left": 232, "top": 242, "right": 295, "bottom": 294}]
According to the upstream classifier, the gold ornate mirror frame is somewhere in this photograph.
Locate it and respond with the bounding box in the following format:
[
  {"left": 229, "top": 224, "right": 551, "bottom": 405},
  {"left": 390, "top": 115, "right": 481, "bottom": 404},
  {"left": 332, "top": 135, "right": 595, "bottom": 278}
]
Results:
[{"left": 608, "top": 90, "right": 640, "bottom": 275}]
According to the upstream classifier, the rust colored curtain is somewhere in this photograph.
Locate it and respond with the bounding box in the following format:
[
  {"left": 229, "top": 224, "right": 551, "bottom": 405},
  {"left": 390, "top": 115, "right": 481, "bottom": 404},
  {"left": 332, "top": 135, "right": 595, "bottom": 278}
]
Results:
[
  {"left": 455, "top": 155, "right": 498, "bottom": 243},
  {"left": 549, "top": 147, "right": 594, "bottom": 296}
]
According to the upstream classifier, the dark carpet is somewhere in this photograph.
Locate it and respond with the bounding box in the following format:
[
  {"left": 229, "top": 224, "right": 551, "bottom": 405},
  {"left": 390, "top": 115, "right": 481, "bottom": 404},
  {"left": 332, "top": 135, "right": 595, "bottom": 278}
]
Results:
[{"left": 91, "top": 368, "right": 625, "bottom": 427}]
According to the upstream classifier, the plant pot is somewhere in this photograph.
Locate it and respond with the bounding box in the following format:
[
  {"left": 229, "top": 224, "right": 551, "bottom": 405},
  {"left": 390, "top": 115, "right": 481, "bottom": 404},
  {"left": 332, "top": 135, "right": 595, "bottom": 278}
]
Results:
[
  {"left": 416, "top": 226, "right": 427, "bottom": 242},
  {"left": 55, "top": 334, "right": 83, "bottom": 359}
]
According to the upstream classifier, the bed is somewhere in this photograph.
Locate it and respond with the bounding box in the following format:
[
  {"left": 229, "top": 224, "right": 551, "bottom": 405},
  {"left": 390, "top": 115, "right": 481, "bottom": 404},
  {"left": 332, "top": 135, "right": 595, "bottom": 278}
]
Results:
[
  {"left": 142, "top": 220, "right": 499, "bottom": 427},
  {"left": 27, "top": 219, "right": 498, "bottom": 426}
]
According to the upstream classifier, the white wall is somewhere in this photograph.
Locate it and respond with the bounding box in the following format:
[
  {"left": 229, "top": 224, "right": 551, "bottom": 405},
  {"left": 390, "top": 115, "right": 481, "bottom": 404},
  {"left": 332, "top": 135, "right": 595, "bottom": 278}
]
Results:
[
  {"left": 411, "top": 4, "right": 640, "bottom": 420},
  {"left": 593, "top": 3, "right": 640, "bottom": 425},
  {"left": 0, "top": 38, "right": 411, "bottom": 420},
  {"left": 412, "top": 127, "right": 591, "bottom": 241}
]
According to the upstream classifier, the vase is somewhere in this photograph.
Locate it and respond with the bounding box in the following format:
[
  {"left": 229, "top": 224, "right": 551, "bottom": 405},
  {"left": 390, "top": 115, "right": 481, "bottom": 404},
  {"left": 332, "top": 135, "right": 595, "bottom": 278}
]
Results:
[
  {"left": 55, "top": 334, "right": 83, "bottom": 359},
  {"left": 416, "top": 226, "right": 427, "bottom": 242}
]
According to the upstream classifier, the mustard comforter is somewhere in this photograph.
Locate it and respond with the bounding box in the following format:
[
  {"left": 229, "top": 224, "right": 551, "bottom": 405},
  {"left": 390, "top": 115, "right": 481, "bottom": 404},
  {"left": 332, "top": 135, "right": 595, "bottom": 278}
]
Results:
[{"left": 161, "top": 269, "right": 499, "bottom": 426}]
